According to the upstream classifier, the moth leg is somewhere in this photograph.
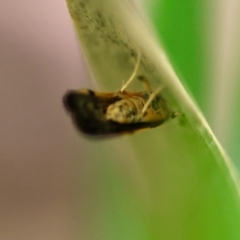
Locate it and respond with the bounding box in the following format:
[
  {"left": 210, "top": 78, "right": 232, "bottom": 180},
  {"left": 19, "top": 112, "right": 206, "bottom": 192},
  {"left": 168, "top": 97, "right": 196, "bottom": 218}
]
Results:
[
  {"left": 138, "top": 75, "right": 152, "bottom": 91},
  {"left": 171, "top": 111, "right": 183, "bottom": 118},
  {"left": 120, "top": 51, "right": 141, "bottom": 92},
  {"left": 141, "top": 85, "right": 165, "bottom": 116}
]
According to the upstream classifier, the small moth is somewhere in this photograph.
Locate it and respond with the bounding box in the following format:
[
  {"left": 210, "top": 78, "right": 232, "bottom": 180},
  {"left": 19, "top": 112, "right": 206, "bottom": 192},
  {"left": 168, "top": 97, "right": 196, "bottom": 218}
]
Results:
[{"left": 63, "top": 55, "right": 176, "bottom": 136}]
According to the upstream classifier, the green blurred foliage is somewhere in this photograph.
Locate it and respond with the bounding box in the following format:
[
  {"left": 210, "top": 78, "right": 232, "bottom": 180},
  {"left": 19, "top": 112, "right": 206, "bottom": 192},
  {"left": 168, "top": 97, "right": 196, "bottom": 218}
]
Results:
[{"left": 148, "top": 0, "right": 206, "bottom": 107}]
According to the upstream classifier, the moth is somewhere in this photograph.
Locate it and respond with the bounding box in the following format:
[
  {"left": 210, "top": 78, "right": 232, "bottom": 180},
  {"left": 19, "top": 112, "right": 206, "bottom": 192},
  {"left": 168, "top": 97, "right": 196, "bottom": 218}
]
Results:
[{"left": 63, "top": 56, "right": 176, "bottom": 136}]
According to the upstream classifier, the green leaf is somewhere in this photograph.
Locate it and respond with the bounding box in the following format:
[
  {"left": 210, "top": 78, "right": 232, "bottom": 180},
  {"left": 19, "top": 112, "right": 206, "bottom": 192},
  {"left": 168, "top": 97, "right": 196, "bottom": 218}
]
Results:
[{"left": 65, "top": 0, "right": 240, "bottom": 239}]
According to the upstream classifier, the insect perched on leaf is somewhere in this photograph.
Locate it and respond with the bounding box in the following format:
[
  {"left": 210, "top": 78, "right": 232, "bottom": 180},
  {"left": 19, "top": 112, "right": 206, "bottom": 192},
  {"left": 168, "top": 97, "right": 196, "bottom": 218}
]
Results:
[{"left": 63, "top": 54, "right": 177, "bottom": 136}]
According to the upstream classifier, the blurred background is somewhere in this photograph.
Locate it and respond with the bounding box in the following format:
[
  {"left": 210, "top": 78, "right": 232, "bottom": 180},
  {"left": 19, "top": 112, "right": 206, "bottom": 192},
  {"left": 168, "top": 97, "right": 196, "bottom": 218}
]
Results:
[
  {"left": 0, "top": 0, "right": 240, "bottom": 239},
  {"left": 0, "top": 1, "right": 92, "bottom": 239}
]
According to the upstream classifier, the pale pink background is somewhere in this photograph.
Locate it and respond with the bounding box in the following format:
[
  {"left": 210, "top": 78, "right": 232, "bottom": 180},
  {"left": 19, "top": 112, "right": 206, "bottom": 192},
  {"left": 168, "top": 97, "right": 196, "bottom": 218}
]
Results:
[{"left": 0, "top": 1, "right": 93, "bottom": 239}]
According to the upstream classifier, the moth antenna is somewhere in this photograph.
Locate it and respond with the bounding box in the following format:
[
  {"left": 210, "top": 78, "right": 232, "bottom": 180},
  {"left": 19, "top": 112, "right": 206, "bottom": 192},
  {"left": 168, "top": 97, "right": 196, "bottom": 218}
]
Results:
[
  {"left": 141, "top": 85, "right": 165, "bottom": 116},
  {"left": 120, "top": 51, "right": 141, "bottom": 92}
]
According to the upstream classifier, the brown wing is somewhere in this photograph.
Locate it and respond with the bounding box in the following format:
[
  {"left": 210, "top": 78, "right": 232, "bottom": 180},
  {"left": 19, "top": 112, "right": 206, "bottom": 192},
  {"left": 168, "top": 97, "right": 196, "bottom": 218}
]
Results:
[{"left": 63, "top": 90, "right": 165, "bottom": 136}]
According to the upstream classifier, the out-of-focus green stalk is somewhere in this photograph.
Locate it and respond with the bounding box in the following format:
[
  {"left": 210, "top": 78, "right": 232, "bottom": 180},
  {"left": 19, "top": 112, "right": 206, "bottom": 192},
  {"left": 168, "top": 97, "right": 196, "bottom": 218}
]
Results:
[{"left": 146, "top": 1, "right": 206, "bottom": 105}]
